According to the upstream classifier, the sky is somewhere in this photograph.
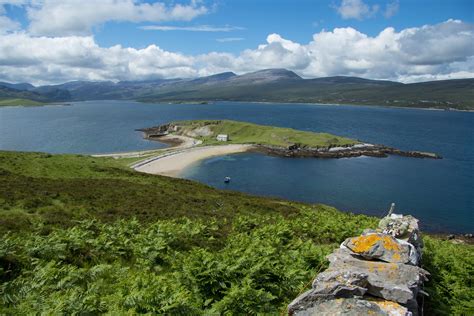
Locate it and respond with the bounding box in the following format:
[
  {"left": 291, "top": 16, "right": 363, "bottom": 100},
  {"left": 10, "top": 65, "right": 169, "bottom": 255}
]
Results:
[{"left": 0, "top": 0, "right": 473, "bottom": 85}]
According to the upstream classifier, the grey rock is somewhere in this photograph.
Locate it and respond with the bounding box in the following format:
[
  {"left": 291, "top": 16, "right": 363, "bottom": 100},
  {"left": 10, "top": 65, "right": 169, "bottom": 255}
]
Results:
[
  {"left": 290, "top": 297, "right": 411, "bottom": 316},
  {"left": 327, "top": 249, "right": 429, "bottom": 305},
  {"left": 288, "top": 270, "right": 369, "bottom": 313}
]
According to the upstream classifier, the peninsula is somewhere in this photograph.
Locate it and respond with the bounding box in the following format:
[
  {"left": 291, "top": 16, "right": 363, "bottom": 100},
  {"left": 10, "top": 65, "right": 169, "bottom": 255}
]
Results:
[{"left": 133, "top": 120, "right": 441, "bottom": 177}]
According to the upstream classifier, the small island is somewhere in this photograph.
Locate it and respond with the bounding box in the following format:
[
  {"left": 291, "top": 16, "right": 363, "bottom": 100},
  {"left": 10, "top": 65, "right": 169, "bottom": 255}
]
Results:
[{"left": 133, "top": 120, "right": 440, "bottom": 177}]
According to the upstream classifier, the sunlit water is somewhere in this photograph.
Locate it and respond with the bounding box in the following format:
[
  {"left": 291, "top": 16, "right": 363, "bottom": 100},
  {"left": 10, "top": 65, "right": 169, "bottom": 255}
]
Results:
[{"left": 1, "top": 100, "right": 472, "bottom": 233}]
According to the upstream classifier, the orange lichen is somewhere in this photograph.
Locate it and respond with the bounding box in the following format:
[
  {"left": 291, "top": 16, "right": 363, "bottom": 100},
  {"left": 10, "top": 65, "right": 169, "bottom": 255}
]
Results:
[
  {"left": 350, "top": 234, "right": 382, "bottom": 253},
  {"left": 350, "top": 234, "right": 401, "bottom": 254},
  {"left": 381, "top": 235, "right": 401, "bottom": 251}
]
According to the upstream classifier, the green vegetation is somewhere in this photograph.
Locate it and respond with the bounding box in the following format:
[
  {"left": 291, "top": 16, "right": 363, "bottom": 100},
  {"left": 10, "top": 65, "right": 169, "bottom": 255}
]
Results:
[
  {"left": 0, "top": 151, "right": 472, "bottom": 314},
  {"left": 172, "top": 119, "right": 358, "bottom": 148},
  {"left": 422, "top": 237, "right": 474, "bottom": 315},
  {"left": 0, "top": 98, "right": 44, "bottom": 106}
]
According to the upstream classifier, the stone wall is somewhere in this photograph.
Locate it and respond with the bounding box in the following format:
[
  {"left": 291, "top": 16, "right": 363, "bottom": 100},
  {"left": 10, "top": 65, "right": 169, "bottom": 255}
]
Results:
[{"left": 288, "top": 213, "right": 429, "bottom": 316}]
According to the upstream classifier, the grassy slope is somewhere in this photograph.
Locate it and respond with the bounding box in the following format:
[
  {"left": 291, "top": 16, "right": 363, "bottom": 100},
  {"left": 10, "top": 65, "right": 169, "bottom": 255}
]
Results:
[
  {"left": 0, "top": 98, "right": 45, "bottom": 106},
  {"left": 0, "top": 151, "right": 472, "bottom": 314},
  {"left": 173, "top": 119, "right": 358, "bottom": 148}
]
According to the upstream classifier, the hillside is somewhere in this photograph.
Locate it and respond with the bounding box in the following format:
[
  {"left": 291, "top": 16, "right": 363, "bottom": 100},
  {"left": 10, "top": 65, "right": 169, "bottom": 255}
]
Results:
[
  {"left": 0, "top": 151, "right": 472, "bottom": 314},
  {"left": 1, "top": 69, "right": 473, "bottom": 109}
]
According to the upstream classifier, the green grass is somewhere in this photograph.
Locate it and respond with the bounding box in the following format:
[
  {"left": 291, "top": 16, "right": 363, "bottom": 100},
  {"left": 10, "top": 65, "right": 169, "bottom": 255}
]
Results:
[
  {"left": 0, "top": 150, "right": 472, "bottom": 314},
  {"left": 0, "top": 98, "right": 45, "bottom": 106},
  {"left": 171, "top": 119, "right": 358, "bottom": 148}
]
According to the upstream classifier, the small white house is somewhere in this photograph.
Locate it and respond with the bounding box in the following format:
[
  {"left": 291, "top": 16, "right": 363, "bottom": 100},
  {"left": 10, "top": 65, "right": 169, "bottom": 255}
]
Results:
[{"left": 216, "top": 134, "right": 229, "bottom": 142}]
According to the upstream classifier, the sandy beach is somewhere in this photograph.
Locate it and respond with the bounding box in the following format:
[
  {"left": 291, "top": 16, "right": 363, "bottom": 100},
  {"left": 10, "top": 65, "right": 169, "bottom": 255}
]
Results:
[
  {"left": 133, "top": 144, "right": 254, "bottom": 177},
  {"left": 92, "top": 135, "right": 201, "bottom": 159}
]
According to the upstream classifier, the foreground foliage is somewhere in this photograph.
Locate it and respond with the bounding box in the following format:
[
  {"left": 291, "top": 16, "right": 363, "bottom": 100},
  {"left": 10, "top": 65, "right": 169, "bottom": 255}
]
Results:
[
  {"left": 422, "top": 237, "right": 474, "bottom": 315},
  {"left": 0, "top": 151, "right": 472, "bottom": 314},
  {"left": 1, "top": 212, "right": 375, "bottom": 314}
]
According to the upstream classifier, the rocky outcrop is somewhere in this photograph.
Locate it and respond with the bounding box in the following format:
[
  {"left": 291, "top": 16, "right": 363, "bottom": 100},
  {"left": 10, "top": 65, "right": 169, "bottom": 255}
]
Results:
[
  {"left": 288, "top": 213, "right": 428, "bottom": 316},
  {"left": 255, "top": 144, "right": 441, "bottom": 159}
]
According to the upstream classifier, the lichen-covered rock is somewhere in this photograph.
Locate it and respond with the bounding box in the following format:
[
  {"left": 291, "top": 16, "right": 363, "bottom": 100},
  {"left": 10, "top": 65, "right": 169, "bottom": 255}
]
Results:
[
  {"left": 288, "top": 214, "right": 425, "bottom": 316},
  {"left": 289, "top": 297, "right": 411, "bottom": 316},
  {"left": 379, "top": 214, "right": 423, "bottom": 251},
  {"left": 327, "top": 249, "right": 429, "bottom": 305},
  {"left": 342, "top": 233, "right": 415, "bottom": 264}
]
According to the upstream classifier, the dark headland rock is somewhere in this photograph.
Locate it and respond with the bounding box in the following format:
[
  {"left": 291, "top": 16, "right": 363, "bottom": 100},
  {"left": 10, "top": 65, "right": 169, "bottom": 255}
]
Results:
[{"left": 255, "top": 144, "right": 441, "bottom": 160}]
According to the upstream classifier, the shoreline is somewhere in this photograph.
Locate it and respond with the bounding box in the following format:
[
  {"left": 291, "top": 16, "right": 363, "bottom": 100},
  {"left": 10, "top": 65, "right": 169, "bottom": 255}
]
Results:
[
  {"left": 137, "top": 99, "right": 474, "bottom": 112},
  {"left": 133, "top": 144, "right": 254, "bottom": 177},
  {"left": 125, "top": 121, "right": 441, "bottom": 178}
]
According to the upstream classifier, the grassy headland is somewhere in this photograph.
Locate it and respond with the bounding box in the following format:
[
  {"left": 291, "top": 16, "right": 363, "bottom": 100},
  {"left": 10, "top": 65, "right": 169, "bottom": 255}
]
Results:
[
  {"left": 139, "top": 120, "right": 440, "bottom": 160},
  {"left": 143, "top": 119, "right": 359, "bottom": 148},
  {"left": 0, "top": 151, "right": 472, "bottom": 314}
]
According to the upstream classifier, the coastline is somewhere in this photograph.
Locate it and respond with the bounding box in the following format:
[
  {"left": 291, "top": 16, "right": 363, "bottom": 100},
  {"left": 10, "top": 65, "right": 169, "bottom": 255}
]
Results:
[
  {"left": 124, "top": 120, "right": 441, "bottom": 178},
  {"left": 136, "top": 99, "right": 474, "bottom": 112},
  {"left": 133, "top": 144, "right": 254, "bottom": 177}
]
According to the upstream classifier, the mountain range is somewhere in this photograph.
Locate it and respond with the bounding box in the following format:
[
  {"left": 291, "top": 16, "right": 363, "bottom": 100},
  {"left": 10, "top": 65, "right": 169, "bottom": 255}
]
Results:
[{"left": 1, "top": 69, "right": 473, "bottom": 110}]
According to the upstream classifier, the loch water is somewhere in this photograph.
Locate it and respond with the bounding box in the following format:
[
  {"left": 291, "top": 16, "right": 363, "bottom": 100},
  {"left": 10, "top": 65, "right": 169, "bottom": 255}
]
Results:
[{"left": 1, "top": 100, "right": 472, "bottom": 233}]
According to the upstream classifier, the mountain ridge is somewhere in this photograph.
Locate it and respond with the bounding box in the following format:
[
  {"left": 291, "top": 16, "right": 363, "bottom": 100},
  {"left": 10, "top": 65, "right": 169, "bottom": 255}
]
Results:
[{"left": 1, "top": 69, "right": 473, "bottom": 109}]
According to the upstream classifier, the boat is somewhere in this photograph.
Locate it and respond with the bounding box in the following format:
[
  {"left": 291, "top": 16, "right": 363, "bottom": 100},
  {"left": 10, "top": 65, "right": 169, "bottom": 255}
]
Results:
[{"left": 224, "top": 176, "right": 231, "bottom": 183}]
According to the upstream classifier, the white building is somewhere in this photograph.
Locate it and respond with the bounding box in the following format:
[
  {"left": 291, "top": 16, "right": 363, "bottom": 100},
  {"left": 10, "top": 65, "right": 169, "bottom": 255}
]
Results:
[{"left": 216, "top": 134, "right": 228, "bottom": 142}]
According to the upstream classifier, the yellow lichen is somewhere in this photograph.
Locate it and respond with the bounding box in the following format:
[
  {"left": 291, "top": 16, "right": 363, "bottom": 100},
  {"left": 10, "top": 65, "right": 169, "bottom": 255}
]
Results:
[
  {"left": 350, "top": 234, "right": 401, "bottom": 254},
  {"left": 350, "top": 234, "right": 382, "bottom": 253}
]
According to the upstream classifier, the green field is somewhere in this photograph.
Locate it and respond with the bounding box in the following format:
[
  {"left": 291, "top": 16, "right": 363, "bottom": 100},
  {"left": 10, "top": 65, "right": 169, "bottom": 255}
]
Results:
[
  {"left": 170, "top": 119, "right": 359, "bottom": 148},
  {"left": 0, "top": 151, "right": 472, "bottom": 314},
  {"left": 0, "top": 98, "right": 45, "bottom": 106}
]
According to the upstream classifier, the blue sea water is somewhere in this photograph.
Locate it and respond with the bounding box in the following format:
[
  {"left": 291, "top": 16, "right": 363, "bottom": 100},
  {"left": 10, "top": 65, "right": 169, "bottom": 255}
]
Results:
[{"left": 1, "top": 100, "right": 472, "bottom": 233}]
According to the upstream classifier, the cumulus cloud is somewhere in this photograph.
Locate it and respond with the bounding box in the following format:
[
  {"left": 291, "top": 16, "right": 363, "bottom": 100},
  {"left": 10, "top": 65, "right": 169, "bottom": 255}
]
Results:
[
  {"left": 25, "top": 0, "right": 208, "bottom": 36},
  {"left": 0, "top": 20, "right": 473, "bottom": 84},
  {"left": 140, "top": 25, "right": 244, "bottom": 32},
  {"left": 334, "top": 0, "right": 379, "bottom": 20}
]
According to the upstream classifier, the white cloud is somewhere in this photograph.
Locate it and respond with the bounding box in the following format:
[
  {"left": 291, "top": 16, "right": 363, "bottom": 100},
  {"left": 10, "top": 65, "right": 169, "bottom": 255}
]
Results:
[
  {"left": 216, "top": 37, "right": 244, "bottom": 42},
  {"left": 26, "top": 0, "right": 208, "bottom": 36},
  {"left": 140, "top": 25, "right": 244, "bottom": 32},
  {"left": 334, "top": 0, "right": 379, "bottom": 20},
  {"left": 0, "top": 1, "right": 25, "bottom": 33},
  {"left": 0, "top": 20, "right": 472, "bottom": 85},
  {"left": 0, "top": 14, "right": 20, "bottom": 33},
  {"left": 384, "top": 1, "right": 399, "bottom": 18}
]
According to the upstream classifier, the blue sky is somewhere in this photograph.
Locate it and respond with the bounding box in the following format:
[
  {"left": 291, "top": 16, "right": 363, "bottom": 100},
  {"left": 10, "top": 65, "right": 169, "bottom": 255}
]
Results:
[{"left": 0, "top": 0, "right": 473, "bottom": 84}]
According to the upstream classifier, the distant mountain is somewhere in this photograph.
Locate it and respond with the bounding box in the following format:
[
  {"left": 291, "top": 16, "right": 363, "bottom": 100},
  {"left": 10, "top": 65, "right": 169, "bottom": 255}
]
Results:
[
  {"left": 0, "top": 85, "right": 45, "bottom": 101},
  {"left": 226, "top": 69, "right": 301, "bottom": 84},
  {"left": 1, "top": 69, "right": 473, "bottom": 109},
  {"left": 187, "top": 72, "right": 237, "bottom": 85},
  {"left": 0, "top": 81, "right": 35, "bottom": 91}
]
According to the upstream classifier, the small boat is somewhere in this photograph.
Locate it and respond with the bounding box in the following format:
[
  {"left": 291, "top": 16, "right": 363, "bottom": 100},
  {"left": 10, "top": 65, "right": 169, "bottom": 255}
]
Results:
[{"left": 224, "top": 176, "right": 231, "bottom": 183}]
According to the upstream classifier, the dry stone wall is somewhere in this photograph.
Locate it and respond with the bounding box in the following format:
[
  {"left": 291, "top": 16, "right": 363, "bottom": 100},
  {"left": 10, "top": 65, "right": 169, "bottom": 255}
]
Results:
[{"left": 288, "top": 213, "right": 428, "bottom": 316}]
